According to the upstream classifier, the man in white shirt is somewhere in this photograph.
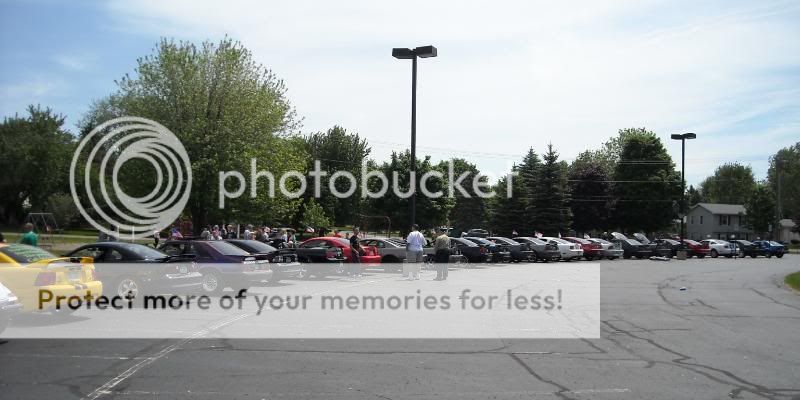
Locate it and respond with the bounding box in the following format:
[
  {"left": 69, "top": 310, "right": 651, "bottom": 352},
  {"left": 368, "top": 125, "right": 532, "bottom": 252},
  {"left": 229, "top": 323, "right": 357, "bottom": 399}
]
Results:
[{"left": 405, "top": 224, "right": 425, "bottom": 280}]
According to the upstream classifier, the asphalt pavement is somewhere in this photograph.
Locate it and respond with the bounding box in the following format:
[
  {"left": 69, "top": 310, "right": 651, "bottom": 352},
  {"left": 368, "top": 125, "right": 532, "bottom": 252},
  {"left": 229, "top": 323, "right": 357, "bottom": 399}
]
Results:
[{"left": 1, "top": 256, "right": 799, "bottom": 400}]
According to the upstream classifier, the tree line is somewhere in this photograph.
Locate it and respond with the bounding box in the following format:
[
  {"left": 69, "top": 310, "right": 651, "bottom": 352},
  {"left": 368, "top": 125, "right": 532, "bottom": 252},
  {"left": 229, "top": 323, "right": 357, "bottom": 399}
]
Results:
[{"left": 1, "top": 38, "right": 797, "bottom": 237}]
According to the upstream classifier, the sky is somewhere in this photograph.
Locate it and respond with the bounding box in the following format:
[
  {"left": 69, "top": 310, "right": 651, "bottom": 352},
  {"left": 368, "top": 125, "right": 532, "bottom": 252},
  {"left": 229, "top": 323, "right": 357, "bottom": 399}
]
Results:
[{"left": 1, "top": 0, "right": 798, "bottom": 186}]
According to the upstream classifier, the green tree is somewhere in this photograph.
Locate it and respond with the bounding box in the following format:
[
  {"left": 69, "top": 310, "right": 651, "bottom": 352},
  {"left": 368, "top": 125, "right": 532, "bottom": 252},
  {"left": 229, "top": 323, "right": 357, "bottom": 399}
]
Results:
[
  {"left": 767, "top": 142, "right": 800, "bottom": 222},
  {"left": 440, "top": 158, "right": 488, "bottom": 235},
  {"left": 530, "top": 144, "right": 571, "bottom": 236},
  {"left": 519, "top": 148, "right": 541, "bottom": 233},
  {"left": 84, "top": 38, "right": 305, "bottom": 232},
  {"left": 294, "top": 126, "right": 370, "bottom": 227},
  {"left": 489, "top": 164, "right": 527, "bottom": 236},
  {"left": 364, "top": 151, "right": 450, "bottom": 234},
  {"left": 699, "top": 163, "right": 756, "bottom": 204},
  {"left": 744, "top": 183, "right": 776, "bottom": 234},
  {"left": 0, "top": 105, "right": 74, "bottom": 225},
  {"left": 686, "top": 185, "right": 704, "bottom": 206},
  {"left": 611, "top": 129, "right": 680, "bottom": 233},
  {"left": 569, "top": 160, "right": 610, "bottom": 234}
]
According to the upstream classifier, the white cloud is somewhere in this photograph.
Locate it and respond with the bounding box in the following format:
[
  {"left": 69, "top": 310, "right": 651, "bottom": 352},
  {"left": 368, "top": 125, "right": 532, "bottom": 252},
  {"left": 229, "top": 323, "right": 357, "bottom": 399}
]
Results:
[{"left": 104, "top": 0, "right": 800, "bottom": 184}]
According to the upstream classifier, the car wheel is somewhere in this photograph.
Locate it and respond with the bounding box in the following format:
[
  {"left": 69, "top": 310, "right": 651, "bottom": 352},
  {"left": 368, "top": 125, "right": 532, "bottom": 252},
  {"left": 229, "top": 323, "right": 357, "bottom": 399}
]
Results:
[
  {"left": 710, "top": 249, "right": 718, "bottom": 258},
  {"left": 201, "top": 270, "right": 224, "bottom": 295},
  {"left": 623, "top": 254, "right": 631, "bottom": 259},
  {"left": 530, "top": 253, "right": 538, "bottom": 262},
  {"left": 765, "top": 253, "right": 772, "bottom": 258},
  {"left": 776, "top": 253, "right": 784, "bottom": 258},
  {"left": 585, "top": 255, "right": 593, "bottom": 261},
  {"left": 750, "top": 254, "right": 757, "bottom": 258},
  {"left": 738, "top": 249, "right": 745, "bottom": 258},
  {"left": 116, "top": 277, "right": 141, "bottom": 299},
  {"left": 382, "top": 256, "right": 401, "bottom": 272},
  {"left": 697, "top": 255, "right": 705, "bottom": 259}
]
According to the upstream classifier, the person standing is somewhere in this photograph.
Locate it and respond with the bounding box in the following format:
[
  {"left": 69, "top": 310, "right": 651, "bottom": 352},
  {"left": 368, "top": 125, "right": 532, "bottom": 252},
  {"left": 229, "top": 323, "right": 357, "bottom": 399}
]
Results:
[
  {"left": 200, "top": 226, "right": 211, "bottom": 240},
  {"left": 433, "top": 228, "right": 451, "bottom": 281},
  {"left": 153, "top": 230, "right": 161, "bottom": 247},
  {"left": 405, "top": 224, "right": 425, "bottom": 281},
  {"left": 20, "top": 223, "right": 38, "bottom": 246},
  {"left": 349, "top": 227, "right": 363, "bottom": 279},
  {"left": 225, "top": 225, "right": 238, "bottom": 239}
]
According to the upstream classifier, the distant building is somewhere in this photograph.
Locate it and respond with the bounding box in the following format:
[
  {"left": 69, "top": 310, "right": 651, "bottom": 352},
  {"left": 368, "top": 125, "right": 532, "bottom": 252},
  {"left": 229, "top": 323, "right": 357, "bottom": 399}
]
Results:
[
  {"left": 778, "top": 219, "right": 799, "bottom": 243},
  {"left": 686, "top": 203, "right": 754, "bottom": 240}
]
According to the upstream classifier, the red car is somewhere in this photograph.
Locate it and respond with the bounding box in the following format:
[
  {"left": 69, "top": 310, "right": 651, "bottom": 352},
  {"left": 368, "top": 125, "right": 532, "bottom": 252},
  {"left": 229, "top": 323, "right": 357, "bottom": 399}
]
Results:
[
  {"left": 681, "top": 239, "right": 710, "bottom": 258},
  {"left": 564, "top": 237, "right": 603, "bottom": 260},
  {"left": 299, "top": 236, "right": 355, "bottom": 261}
]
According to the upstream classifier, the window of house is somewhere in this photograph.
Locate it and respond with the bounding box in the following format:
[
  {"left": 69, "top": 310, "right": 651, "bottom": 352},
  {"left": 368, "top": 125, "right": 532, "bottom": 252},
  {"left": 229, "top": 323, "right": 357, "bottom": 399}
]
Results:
[
  {"left": 720, "top": 215, "right": 729, "bottom": 225},
  {"left": 700, "top": 216, "right": 703, "bottom": 224},
  {"left": 691, "top": 216, "right": 694, "bottom": 224}
]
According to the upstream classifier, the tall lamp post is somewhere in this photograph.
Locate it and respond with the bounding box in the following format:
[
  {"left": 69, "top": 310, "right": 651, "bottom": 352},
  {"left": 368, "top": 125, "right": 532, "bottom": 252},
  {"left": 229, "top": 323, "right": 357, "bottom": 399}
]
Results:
[
  {"left": 392, "top": 45, "right": 437, "bottom": 228},
  {"left": 671, "top": 132, "right": 697, "bottom": 251}
]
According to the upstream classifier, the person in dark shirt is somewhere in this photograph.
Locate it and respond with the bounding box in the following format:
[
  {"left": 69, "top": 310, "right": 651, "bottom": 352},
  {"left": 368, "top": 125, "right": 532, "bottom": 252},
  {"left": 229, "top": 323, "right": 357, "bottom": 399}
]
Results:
[{"left": 349, "top": 227, "right": 362, "bottom": 279}]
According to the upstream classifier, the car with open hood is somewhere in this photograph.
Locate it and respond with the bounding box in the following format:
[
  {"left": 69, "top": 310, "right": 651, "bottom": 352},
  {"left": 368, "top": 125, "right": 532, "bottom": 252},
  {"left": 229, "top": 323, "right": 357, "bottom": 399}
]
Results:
[{"left": 512, "top": 237, "right": 562, "bottom": 262}]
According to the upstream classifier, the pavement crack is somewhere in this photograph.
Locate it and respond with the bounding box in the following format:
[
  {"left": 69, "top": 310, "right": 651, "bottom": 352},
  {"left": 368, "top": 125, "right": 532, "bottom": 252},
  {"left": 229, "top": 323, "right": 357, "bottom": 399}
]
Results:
[
  {"left": 508, "top": 353, "right": 576, "bottom": 400},
  {"left": 751, "top": 288, "right": 800, "bottom": 311}
]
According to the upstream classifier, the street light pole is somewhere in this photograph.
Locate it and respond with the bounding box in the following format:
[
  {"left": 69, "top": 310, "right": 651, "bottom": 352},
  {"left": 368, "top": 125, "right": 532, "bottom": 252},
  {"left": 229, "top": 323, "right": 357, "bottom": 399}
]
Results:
[
  {"left": 410, "top": 55, "right": 417, "bottom": 227},
  {"left": 671, "top": 132, "right": 696, "bottom": 252},
  {"left": 393, "top": 45, "right": 437, "bottom": 229}
]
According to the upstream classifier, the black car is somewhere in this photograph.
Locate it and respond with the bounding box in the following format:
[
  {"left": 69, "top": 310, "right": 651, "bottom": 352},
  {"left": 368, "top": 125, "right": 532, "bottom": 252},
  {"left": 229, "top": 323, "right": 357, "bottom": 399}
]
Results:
[
  {"left": 465, "top": 229, "right": 489, "bottom": 238},
  {"left": 633, "top": 233, "right": 673, "bottom": 258},
  {"left": 450, "top": 237, "right": 489, "bottom": 263},
  {"left": 464, "top": 237, "right": 512, "bottom": 263},
  {"left": 653, "top": 239, "right": 682, "bottom": 258},
  {"left": 225, "top": 239, "right": 303, "bottom": 282},
  {"left": 513, "top": 237, "right": 562, "bottom": 262},
  {"left": 66, "top": 242, "right": 202, "bottom": 298},
  {"left": 487, "top": 237, "right": 534, "bottom": 262},
  {"left": 159, "top": 240, "right": 273, "bottom": 294},
  {"left": 731, "top": 240, "right": 766, "bottom": 258},
  {"left": 612, "top": 239, "right": 653, "bottom": 259}
]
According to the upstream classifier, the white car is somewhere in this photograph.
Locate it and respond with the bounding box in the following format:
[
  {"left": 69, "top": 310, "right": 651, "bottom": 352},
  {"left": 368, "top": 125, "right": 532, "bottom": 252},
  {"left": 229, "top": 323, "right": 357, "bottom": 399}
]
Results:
[
  {"left": 0, "top": 282, "right": 22, "bottom": 335},
  {"left": 541, "top": 237, "right": 584, "bottom": 261},
  {"left": 588, "top": 238, "right": 624, "bottom": 259},
  {"left": 700, "top": 239, "right": 734, "bottom": 258}
]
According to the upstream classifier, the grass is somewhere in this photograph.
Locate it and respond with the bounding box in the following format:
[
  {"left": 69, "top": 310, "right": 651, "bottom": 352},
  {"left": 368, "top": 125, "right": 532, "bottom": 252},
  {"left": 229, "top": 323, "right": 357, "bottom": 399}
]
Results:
[{"left": 786, "top": 272, "right": 800, "bottom": 292}]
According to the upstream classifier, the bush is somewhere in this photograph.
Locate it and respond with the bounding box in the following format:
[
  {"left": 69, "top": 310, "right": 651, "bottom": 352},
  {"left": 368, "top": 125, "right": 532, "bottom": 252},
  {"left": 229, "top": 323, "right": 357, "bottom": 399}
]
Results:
[{"left": 44, "top": 193, "right": 80, "bottom": 229}]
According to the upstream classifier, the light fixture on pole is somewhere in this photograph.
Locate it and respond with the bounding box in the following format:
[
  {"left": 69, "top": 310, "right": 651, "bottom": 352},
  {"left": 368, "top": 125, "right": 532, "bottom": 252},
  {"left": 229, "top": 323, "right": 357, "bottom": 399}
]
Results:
[{"left": 393, "top": 45, "right": 437, "bottom": 229}]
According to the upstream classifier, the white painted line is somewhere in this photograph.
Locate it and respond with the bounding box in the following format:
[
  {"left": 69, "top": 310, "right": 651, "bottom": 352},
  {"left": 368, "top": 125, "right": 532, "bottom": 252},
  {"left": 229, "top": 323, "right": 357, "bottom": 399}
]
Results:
[{"left": 82, "top": 312, "right": 250, "bottom": 400}]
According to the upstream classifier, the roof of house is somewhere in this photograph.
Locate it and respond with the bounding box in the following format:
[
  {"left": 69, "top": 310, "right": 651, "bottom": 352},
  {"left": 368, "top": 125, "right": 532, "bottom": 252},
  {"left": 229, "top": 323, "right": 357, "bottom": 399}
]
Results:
[
  {"left": 692, "top": 203, "right": 746, "bottom": 215},
  {"left": 779, "top": 219, "right": 796, "bottom": 228}
]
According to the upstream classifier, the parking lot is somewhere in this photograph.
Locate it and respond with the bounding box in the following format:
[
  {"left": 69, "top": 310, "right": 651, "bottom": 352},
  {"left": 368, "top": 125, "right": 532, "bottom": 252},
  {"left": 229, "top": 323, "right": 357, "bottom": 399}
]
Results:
[{"left": 1, "top": 256, "right": 798, "bottom": 400}]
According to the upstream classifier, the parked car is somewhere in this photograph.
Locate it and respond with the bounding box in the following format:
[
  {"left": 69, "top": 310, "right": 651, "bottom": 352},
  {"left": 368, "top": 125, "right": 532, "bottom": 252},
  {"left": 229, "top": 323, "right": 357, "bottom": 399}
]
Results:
[
  {"left": 450, "top": 237, "right": 489, "bottom": 263},
  {"left": 464, "top": 237, "right": 512, "bottom": 263},
  {"left": 652, "top": 239, "right": 682, "bottom": 258},
  {"left": 464, "top": 228, "right": 489, "bottom": 238},
  {"left": 563, "top": 237, "right": 603, "bottom": 260},
  {"left": 699, "top": 239, "right": 734, "bottom": 258},
  {"left": 225, "top": 239, "right": 303, "bottom": 282},
  {"left": 513, "top": 237, "right": 562, "bottom": 262},
  {"left": 0, "top": 243, "right": 102, "bottom": 312},
  {"left": 294, "top": 237, "right": 349, "bottom": 278},
  {"left": 66, "top": 242, "right": 202, "bottom": 297},
  {"left": 610, "top": 232, "right": 652, "bottom": 259},
  {"left": 587, "top": 238, "right": 623, "bottom": 259},
  {"left": 359, "top": 237, "right": 409, "bottom": 271},
  {"left": 487, "top": 237, "right": 535, "bottom": 262},
  {"left": 753, "top": 240, "right": 786, "bottom": 258},
  {"left": 159, "top": 240, "right": 272, "bottom": 294},
  {"left": 632, "top": 233, "right": 673, "bottom": 258},
  {"left": 730, "top": 240, "right": 766, "bottom": 258},
  {"left": 681, "top": 239, "right": 711, "bottom": 258},
  {"left": 0, "top": 282, "right": 22, "bottom": 335},
  {"left": 541, "top": 237, "right": 584, "bottom": 261}
]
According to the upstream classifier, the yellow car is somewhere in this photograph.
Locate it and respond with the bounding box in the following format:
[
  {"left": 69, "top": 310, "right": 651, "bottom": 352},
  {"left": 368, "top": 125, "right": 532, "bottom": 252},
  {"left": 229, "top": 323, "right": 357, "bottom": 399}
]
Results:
[{"left": 0, "top": 243, "right": 102, "bottom": 312}]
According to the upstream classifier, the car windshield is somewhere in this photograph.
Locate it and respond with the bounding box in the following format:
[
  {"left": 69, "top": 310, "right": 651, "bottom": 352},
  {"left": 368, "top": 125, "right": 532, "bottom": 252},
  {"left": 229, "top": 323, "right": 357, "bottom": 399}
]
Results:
[
  {"left": 489, "top": 237, "right": 514, "bottom": 244},
  {"left": 386, "top": 238, "right": 406, "bottom": 246},
  {"left": 205, "top": 241, "right": 252, "bottom": 256},
  {"left": 0, "top": 244, "right": 56, "bottom": 264},
  {"left": 466, "top": 237, "right": 493, "bottom": 245},
  {"left": 591, "top": 239, "right": 611, "bottom": 245},
  {"left": 115, "top": 243, "right": 168, "bottom": 260},
  {"left": 546, "top": 238, "right": 570, "bottom": 244},
  {"left": 626, "top": 239, "right": 644, "bottom": 245},
  {"left": 737, "top": 240, "right": 753, "bottom": 245},
  {"left": 569, "top": 238, "right": 590, "bottom": 244},
  {"left": 333, "top": 238, "right": 351, "bottom": 246},
  {"left": 684, "top": 240, "right": 700, "bottom": 246},
  {"left": 769, "top": 241, "right": 782, "bottom": 246},
  {"left": 455, "top": 239, "right": 478, "bottom": 247},
  {"left": 232, "top": 240, "right": 277, "bottom": 253}
]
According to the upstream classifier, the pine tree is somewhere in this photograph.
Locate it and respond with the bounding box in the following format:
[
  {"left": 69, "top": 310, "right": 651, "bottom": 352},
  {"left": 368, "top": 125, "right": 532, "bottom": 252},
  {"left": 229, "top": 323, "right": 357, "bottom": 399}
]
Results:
[
  {"left": 531, "top": 144, "right": 570, "bottom": 236},
  {"left": 519, "top": 148, "right": 541, "bottom": 234}
]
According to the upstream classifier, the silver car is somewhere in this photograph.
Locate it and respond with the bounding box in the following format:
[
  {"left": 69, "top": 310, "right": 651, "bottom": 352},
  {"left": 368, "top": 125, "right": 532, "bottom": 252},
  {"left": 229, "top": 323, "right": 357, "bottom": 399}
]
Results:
[{"left": 588, "top": 238, "right": 623, "bottom": 259}]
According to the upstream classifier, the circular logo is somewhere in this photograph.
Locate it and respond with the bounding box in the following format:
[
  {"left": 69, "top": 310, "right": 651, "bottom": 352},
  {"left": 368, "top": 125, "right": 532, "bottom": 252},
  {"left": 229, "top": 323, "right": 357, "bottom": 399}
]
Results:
[{"left": 70, "top": 117, "right": 192, "bottom": 239}]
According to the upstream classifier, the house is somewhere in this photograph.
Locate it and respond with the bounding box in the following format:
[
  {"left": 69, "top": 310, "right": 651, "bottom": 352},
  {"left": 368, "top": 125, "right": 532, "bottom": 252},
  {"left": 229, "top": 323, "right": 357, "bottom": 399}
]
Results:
[
  {"left": 778, "top": 219, "right": 799, "bottom": 243},
  {"left": 686, "top": 203, "right": 754, "bottom": 240}
]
